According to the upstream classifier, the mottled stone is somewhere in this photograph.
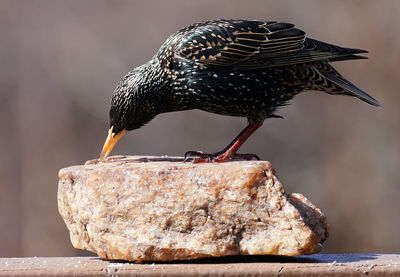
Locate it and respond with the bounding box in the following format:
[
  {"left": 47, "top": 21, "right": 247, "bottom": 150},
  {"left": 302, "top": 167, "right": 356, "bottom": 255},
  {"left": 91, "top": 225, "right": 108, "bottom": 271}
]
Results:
[{"left": 58, "top": 156, "right": 328, "bottom": 262}]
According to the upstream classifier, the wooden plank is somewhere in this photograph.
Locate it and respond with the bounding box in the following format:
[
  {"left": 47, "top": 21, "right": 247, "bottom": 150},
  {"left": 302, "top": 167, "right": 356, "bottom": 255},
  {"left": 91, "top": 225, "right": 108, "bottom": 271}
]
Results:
[{"left": 0, "top": 254, "right": 399, "bottom": 276}]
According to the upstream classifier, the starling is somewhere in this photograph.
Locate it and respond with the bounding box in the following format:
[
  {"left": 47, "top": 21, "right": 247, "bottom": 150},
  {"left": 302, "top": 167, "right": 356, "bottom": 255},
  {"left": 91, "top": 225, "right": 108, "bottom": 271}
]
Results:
[{"left": 100, "top": 19, "right": 379, "bottom": 162}]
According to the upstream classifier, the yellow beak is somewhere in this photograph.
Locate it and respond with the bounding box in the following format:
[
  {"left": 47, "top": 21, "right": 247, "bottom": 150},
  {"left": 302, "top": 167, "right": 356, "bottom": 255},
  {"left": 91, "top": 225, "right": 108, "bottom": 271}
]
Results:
[{"left": 100, "top": 127, "right": 127, "bottom": 160}]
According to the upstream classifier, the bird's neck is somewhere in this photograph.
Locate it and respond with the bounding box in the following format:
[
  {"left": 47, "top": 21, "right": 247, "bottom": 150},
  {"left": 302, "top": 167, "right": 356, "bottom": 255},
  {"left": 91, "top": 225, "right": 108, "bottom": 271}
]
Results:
[
  {"left": 136, "top": 61, "right": 171, "bottom": 112},
  {"left": 145, "top": 58, "right": 195, "bottom": 114}
]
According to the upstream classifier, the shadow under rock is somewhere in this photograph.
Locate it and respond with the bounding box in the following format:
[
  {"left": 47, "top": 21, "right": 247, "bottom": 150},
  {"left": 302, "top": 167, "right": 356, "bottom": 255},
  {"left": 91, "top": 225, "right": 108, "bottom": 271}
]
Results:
[
  {"left": 99, "top": 253, "right": 379, "bottom": 265},
  {"left": 303, "top": 253, "right": 380, "bottom": 263}
]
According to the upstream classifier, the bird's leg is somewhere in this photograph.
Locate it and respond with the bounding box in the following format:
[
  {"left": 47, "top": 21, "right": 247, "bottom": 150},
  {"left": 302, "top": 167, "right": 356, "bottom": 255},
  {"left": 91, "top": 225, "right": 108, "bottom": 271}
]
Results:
[
  {"left": 212, "top": 121, "right": 263, "bottom": 162},
  {"left": 184, "top": 121, "right": 263, "bottom": 163},
  {"left": 184, "top": 133, "right": 245, "bottom": 161}
]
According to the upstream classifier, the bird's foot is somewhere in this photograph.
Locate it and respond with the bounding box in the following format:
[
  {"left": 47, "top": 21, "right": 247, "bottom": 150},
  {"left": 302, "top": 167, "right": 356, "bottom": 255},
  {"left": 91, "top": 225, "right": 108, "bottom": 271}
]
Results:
[
  {"left": 184, "top": 151, "right": 213, "bottom": 163},
  {"left": 184, "top": 150, "right": 260, "bottom": 163},
  {"left": 229, "top": 153, "right": 261, "bottom": 161}
]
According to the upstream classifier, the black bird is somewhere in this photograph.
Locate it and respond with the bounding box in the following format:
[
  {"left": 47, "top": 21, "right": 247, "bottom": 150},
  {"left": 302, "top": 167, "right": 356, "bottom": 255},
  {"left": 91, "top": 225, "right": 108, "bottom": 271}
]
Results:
[{"left": 100, "top": 19, "right": 379, "bottom": 162}]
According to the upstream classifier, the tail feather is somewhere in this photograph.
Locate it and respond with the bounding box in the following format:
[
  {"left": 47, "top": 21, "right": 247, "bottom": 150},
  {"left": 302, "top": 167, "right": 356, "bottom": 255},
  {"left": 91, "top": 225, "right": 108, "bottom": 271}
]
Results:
[
  {"left": 313, "top": 62, "right": 380, "bottom": 107},
  {"left": 323, "top": 73, "right": 380, "bottom": 106}
]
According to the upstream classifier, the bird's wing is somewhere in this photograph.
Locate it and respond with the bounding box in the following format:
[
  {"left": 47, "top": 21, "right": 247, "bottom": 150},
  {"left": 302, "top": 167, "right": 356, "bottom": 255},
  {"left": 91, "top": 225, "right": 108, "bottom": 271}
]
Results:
[
  {"left": 174, "top": 20, "right": 366, "bottom": 69},
  {"left": 260, "top": 38, "right": 368, "bottom": 67},
  {"left": 174, "top": 20, "right": 305, "bottom": 68}
]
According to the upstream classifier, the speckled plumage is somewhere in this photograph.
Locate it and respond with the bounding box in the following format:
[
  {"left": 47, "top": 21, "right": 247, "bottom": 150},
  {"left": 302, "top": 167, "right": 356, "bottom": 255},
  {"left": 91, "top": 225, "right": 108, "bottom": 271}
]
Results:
[{"left": 104, "top": 19, "right": 379, "bottom": 162}]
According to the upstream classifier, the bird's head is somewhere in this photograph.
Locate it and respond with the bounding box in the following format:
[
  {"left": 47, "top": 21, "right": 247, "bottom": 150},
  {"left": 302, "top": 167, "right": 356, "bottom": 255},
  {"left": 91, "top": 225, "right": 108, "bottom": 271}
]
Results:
[{"left": 100, "top": 64, "right": 159, "bottom": 159}]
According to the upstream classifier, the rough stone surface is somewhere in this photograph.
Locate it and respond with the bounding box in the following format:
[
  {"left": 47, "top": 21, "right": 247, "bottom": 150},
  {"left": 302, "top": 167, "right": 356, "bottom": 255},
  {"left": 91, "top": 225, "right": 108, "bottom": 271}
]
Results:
[{"left": 58, "top": 156, "right": 328, "bottom": 262}]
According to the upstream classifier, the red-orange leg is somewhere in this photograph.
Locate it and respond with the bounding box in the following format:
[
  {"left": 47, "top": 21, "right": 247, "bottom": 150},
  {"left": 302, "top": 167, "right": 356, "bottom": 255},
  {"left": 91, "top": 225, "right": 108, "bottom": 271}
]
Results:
[{"left": 184, "top": 121, "right": 263, "bottom": 163}]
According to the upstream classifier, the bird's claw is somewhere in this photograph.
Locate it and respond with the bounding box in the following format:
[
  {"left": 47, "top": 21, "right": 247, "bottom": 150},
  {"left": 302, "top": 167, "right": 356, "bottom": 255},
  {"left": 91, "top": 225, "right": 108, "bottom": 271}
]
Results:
[
  {"left": 184, "top": 150, "right": 207, "bottom": 159},
  {"left": 184, "top": 156, "right": 212, "bottom": 163},
  {"left": 231, "top": 153, "right": 261, "bottom": 161},
  {"left": 183, "top": 151, "right": 260, "bottom": 163},
  {"left": 184, "top": 151, "right": 212, "bottom": 163}
]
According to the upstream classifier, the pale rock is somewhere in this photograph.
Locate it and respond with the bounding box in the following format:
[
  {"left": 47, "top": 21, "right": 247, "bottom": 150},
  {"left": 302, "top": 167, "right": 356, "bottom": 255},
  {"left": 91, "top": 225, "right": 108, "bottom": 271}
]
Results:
[{"left": 58, "top": 156, "right": 328, "bottom": 261}]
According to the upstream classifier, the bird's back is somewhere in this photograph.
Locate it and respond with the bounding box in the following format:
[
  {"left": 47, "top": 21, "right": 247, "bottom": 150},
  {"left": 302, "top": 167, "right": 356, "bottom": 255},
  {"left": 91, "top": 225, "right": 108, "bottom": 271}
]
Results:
[{"left": 153, "top": 19, "right": 379, "bottom": 121}]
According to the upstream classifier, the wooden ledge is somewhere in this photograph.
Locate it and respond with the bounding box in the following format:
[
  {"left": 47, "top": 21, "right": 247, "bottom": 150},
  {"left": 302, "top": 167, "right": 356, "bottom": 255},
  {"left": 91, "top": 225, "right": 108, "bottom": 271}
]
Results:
[{"left": 1, "top": 254, "right": 400, "bottom": 276}]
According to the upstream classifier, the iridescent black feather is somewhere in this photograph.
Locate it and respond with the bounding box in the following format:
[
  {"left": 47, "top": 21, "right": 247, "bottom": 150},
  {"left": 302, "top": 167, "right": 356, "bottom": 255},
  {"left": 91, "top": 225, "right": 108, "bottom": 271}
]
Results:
[{"left": 109, "top": 19, "right": 379, "bottom": 134}]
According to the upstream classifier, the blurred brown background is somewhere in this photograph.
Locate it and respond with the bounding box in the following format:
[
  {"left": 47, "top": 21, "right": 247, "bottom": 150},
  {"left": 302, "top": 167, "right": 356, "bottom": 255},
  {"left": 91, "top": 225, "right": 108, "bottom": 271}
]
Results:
[{"left": 1, "top": 0, "right": 399, "bottom": 257}]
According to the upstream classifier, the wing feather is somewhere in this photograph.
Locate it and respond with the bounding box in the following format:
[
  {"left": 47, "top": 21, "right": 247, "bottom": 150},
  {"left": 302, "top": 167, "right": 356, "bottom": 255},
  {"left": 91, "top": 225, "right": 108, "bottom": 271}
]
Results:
[{"left": 172, "top": 20, "right": 367, "bottom": 69}]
